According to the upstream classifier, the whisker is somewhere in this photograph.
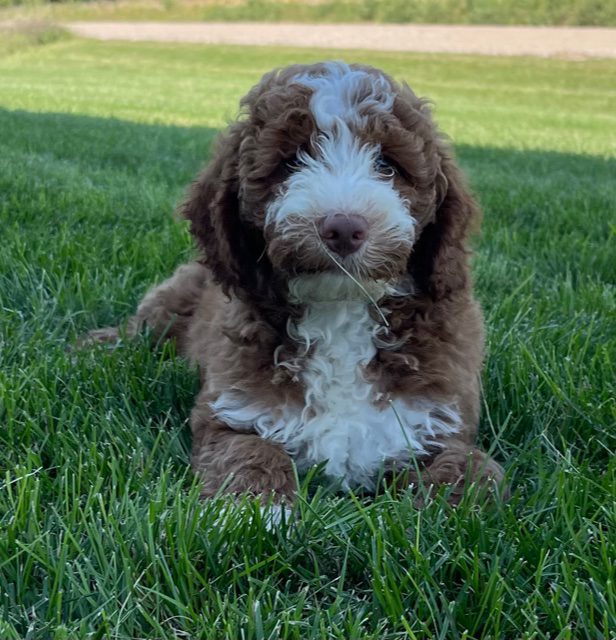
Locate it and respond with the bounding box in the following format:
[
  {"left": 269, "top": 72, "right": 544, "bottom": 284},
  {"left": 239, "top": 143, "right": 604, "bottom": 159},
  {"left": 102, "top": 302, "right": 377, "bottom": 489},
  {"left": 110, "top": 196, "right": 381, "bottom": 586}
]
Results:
[{"left": 257, "top": 246, "right": 268, "bottom": 262}]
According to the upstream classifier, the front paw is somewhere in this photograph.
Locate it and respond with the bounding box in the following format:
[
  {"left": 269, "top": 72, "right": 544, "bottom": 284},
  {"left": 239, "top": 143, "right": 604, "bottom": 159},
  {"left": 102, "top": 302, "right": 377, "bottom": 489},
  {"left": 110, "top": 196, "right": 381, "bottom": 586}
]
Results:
[
  {"left": 195, "top": 436, "right": 297, "bottom": 505},
  {"left": 201, "top": 465, "right": 297, "bottom": 504},
  {"left": 414, "top": 447, "right": 507, "bottom": 506},
  {"left": 74, "top": 326, "right": 121, "bottom": 349}
]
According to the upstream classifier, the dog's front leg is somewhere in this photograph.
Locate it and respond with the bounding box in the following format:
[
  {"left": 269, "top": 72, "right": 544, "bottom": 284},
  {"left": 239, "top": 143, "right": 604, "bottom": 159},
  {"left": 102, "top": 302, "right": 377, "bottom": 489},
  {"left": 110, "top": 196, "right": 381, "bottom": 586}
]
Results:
[
  {"left": 190, "top": 393, "right": 296, "bottom": 504},
  {"left": 403, "top": 440, "right": 507, "bottom": 507}
]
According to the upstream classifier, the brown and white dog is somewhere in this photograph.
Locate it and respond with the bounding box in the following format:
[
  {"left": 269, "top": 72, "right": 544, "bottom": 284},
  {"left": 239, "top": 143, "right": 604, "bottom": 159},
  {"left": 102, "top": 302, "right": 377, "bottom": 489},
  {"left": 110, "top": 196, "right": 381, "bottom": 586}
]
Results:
[{"left": 88, "top": 61, "right": 506, "bottom": 506}]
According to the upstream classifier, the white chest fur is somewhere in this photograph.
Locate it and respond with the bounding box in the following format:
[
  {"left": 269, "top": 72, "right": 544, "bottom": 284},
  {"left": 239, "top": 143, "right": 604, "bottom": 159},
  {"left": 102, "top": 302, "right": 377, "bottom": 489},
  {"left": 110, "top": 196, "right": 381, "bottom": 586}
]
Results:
[{"left": 211, "top": 285, "right": 460, "bottom": 489}]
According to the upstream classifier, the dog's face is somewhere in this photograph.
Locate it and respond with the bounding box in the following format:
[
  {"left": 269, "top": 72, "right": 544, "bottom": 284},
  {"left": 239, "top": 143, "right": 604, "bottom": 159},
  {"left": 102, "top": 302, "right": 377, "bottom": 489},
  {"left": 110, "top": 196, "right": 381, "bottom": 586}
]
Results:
[
  {"left": 262, "top": 63, "right": 421, "bottom": 283},
  {"left": 183, "top": 61, "right": 476, "bottom": 303}
]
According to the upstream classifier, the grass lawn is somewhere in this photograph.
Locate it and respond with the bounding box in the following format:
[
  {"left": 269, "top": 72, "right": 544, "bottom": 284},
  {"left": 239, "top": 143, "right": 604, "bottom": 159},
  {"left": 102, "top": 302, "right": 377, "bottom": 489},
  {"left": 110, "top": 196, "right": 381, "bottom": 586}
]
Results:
[{"left": 0, "top": 35, "right": 615, "bottom": 639}]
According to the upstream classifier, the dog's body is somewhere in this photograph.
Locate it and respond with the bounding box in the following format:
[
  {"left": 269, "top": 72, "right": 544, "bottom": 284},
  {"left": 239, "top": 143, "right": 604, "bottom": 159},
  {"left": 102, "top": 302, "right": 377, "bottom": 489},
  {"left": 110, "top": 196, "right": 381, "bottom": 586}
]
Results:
[{"left": 89, "top": 62, "right": 505, "bottom": 504}]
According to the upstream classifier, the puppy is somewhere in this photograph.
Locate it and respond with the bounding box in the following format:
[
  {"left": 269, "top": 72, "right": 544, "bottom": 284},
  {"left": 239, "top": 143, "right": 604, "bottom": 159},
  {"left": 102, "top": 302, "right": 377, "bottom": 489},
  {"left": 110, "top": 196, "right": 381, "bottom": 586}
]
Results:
[{"left": 87, "top": 61, "right": 505, "bottom": 506}]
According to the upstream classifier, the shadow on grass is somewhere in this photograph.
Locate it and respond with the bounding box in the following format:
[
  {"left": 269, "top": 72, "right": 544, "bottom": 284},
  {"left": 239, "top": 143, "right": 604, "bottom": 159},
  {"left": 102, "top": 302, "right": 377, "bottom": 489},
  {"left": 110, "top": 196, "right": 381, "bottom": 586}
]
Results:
[{"left": 0, "top": 107, "right": 219, "bottom": 188}]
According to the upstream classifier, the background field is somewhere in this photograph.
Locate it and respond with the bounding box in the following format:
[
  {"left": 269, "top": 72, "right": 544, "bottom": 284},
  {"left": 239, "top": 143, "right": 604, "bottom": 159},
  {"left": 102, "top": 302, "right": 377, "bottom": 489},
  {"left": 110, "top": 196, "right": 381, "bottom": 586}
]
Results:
[
  {"left": 2, "top": 0, "right": 616, "bottom": 26},
  {"left": 0, "top": 33, "right": 615, "bottom": 639}
]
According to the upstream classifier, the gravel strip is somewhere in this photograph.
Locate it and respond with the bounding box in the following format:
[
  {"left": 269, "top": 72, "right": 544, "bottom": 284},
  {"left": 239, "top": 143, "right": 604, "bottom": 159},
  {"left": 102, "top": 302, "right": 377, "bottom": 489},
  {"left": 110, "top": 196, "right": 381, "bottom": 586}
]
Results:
[{"left": 65, "top": 21, "right": 616, "bottom": 58}]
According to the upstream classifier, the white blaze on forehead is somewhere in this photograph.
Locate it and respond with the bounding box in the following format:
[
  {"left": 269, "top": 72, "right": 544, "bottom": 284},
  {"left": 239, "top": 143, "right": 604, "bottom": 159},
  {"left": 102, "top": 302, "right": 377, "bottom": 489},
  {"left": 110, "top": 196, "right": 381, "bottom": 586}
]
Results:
[
  {"left": 293, "top": 61, "right": 395, "bottom": 131},
  {"left": 265, "top": 121, "right": 414, "bottom": 238}
]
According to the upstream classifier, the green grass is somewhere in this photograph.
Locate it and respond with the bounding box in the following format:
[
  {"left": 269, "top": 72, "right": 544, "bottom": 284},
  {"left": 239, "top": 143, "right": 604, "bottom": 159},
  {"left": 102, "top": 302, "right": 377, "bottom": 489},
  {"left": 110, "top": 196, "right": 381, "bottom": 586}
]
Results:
[
  {"left": 3, "top": 0, "right": 616, "bottom": 26},
  {"left": 0, "top": 37, "right": 615, "bottom": 639}
]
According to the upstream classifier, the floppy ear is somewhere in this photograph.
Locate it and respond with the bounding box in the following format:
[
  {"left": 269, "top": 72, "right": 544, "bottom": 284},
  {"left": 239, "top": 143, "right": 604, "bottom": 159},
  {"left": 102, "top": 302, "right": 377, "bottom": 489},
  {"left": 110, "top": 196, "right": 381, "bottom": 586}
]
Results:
[
  {"left": 408, "top": 149, "right": 481, "bottom": 301},
  {"left": 181, "top": 122, "right": 268, "bottom": 297}
]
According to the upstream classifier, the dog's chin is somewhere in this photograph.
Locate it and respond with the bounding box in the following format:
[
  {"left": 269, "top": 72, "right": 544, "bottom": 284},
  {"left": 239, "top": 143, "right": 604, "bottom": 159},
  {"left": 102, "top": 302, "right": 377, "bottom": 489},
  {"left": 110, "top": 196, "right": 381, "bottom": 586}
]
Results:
[
  {"left": 270, "top": 255, "right": 409, "bottom": 295},
  {"left": 287, "top": 272, "right": 398, "bottom": 304}
]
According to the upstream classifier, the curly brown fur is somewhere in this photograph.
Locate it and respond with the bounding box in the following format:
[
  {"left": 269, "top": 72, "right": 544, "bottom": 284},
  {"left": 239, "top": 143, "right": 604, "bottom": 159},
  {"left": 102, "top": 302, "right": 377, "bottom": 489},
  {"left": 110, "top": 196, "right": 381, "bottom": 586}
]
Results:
[{"left": 85, "top": 61, "right": 506, "bottom": 506}]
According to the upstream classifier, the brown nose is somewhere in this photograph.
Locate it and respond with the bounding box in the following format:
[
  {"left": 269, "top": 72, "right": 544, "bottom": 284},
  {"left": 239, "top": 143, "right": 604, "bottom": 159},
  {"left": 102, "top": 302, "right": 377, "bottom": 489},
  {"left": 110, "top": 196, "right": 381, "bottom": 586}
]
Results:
[{"left": 318, "top": 213, "right": 368, "bottom": 257}]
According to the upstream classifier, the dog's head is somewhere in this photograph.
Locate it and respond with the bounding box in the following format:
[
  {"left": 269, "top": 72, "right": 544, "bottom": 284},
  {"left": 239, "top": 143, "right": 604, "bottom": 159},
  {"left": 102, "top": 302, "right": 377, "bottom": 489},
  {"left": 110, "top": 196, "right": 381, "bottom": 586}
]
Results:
[{"left": 183, "top": 61, "right": 478, "bottom": 304}]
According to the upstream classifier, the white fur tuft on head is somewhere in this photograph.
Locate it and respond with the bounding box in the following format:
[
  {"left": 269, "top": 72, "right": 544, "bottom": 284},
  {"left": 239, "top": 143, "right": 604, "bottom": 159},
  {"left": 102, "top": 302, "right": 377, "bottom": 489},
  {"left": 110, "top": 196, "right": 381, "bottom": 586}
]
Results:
[{"left": 293, "top": 61, "right": 395, "bottom": 131}]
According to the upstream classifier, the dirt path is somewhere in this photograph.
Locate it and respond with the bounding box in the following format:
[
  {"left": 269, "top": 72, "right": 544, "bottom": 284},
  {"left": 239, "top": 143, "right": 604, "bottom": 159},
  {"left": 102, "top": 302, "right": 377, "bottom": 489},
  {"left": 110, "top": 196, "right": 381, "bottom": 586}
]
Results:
[{"left": 65, "top": 21, "right": 616, "bottom": 58}]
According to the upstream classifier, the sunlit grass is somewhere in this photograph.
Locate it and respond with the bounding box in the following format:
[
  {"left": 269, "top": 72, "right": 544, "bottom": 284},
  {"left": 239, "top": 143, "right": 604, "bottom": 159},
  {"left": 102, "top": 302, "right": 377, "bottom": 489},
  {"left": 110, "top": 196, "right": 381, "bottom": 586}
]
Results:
[{"left": 0, "top": 38, "right": 614, "bottom": 639}]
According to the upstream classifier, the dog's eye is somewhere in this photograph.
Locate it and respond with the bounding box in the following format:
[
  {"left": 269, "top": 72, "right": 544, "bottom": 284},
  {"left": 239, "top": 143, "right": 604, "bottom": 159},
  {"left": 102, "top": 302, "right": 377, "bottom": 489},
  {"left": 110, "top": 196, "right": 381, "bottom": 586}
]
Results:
[
  {"left": 285, "top": 153, "right": 307, "bottom": 174},
  {"left": 285, "top": 145, "right": 311, "bottom": 174},
  {"left": 286, "top": 159, "right": 302, "bottom": 173},
  {"left": 374, "top": 155, "right": 397, "bottom": 178}
]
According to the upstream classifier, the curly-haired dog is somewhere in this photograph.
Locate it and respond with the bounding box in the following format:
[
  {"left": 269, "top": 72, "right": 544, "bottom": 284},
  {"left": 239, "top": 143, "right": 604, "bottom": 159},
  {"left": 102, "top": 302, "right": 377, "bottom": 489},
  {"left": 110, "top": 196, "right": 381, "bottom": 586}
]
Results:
[{"left": 87, "top": 61, "right": 506, "bottom": 506}]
